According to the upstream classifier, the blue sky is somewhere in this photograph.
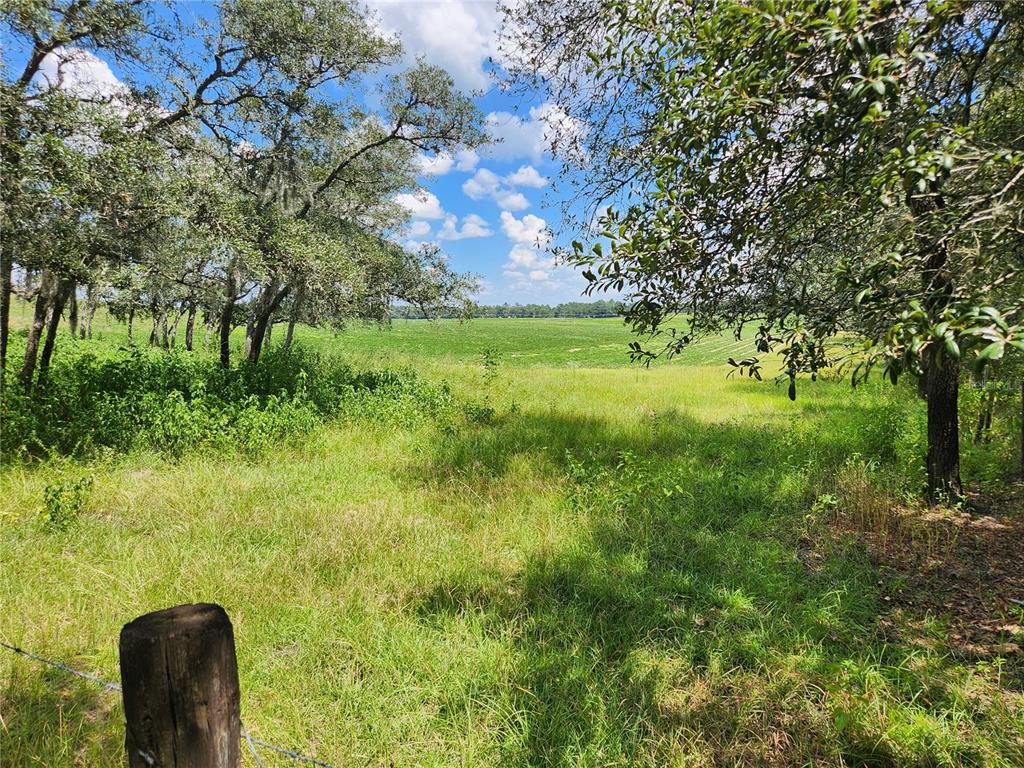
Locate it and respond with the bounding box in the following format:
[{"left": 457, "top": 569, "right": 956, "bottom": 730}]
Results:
[
  {"left": 4, "top": 0, "right": 594, "bottom": 305},
  {"left": 369, "top": 1, "right": 589, "bottom": 305}
]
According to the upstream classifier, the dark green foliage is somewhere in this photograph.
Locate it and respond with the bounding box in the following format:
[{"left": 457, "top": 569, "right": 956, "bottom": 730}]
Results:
[
  {"left": 0, "top": 340, "right": 451, "bottom": 460},
  {"left": 41, "top": 476, "right": 93, "bottom": 530}
]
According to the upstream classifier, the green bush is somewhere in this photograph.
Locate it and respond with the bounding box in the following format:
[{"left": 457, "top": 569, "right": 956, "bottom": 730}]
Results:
[
  {"left": 1, "top": 341, "right": 452, "bottom": 461},
  {"left": 41, "top": 476, "right": 93, "bottom": 530}
]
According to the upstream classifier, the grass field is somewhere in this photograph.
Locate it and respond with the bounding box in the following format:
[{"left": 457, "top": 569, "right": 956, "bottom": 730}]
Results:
[{"left": 2, "top": 316, "right": 1022, "bottom": 766}]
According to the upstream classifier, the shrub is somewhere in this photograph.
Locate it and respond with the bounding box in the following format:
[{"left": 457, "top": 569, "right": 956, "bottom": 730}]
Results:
[
  {"left": 41, "top": 476, "right": 94, "bottom": 530},
  {"left": 1, "top": 341, "right": 453, "bottom": 461}
]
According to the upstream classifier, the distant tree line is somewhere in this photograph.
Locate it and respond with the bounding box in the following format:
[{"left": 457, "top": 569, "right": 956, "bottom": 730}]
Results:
[{"left": 390, "top": 299, "right": 624, "bottom": 319}]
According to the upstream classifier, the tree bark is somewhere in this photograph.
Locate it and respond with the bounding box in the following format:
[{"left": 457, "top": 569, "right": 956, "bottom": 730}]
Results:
[
  {"left": 908, "top": 180, "right": 961, "bottom": 503},
  {"left": 184, "top": 303, "right": 197, "bottom": 351},
  {"left": 246, "top": 284, "right": 290, "bottom": 363},
  {"left": 37, "top": 278, "right": 73, "bottom": 386},
  {"left": 127, "top": 305, "right": 136, "bottom": 345},
  {"left": 974, "top": 391, "right": 994, "bottom": 444},
  {"left": 1, "top": 245, "right": 12, "bottom": 379},
  {"left": 168, "top": 305, "right": 184, "bottom": 348},
  {"left": 925, "top": 350, "right": 963, "bottom": 503},
  {"left": 80, "top": 283, "right": 93, "bottom": 339},
  {"left": 67, "top": 285, "right": 79, "bottom": 339},
  {"left": 19, "top": 270, "right": 55, "bottom": 392}
]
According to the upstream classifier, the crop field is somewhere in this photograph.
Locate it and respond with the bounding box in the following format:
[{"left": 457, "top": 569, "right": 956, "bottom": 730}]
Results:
[{"left": 2, "top": 317, "right": 1022, "bottom": 767}]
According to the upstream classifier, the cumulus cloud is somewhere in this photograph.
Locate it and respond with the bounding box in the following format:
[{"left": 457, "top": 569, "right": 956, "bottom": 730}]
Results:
[
  {"left": 37, "top": 47, "right": 125, "bottom": 100},
  {"left": 506, "top": 165, "right": 548, "bottom": 188},
  {"left": 500, "top": 211, "right": 551, "bottom": 248},
  {"left": 495, "top": 190, "right": 529, "bottom": 211},
  {"left": 415, "top": 148, "right": 480, "bottom": 178},
  {"left": 455, "top": 148, "right": 480, "bottom": 172},
  {"left": 408, "top": 219, "right": 432, "bottom": 238},
  {"left": 462, "top": 166, "right": 541, "bottom": 211},
  {"left": 484, "top": 101, "right": 586, "bottom": 163},
  {"left": 369, "top": 1, "right": 498, "bottom": 91},
  {"left": 462, "top": 168, "right": 502, "bottom": 201},
  {"left": 437, "top": 213, "right": 492, "bottom": 240},
  {"left": 500, "top": 211, "right": 557, "bottom": 282},
  {"left": 395, "top": 189, "right": 446, "bottom": 220},
  {"left": 416, "top": 152, "right": 454, "bottom": 176}
]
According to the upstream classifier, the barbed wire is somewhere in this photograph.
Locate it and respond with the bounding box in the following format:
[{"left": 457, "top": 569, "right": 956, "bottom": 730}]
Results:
[
  {"left": 0, "top": 640, "right": 338, "bottom": 768},
  {"left": 0, "top": 640, "right": 122, "bottom": 692}
]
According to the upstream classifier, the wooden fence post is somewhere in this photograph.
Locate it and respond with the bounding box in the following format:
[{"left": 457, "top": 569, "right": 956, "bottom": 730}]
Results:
[{"left": 119, "top": 603, "right": 241, "bottom": 767}]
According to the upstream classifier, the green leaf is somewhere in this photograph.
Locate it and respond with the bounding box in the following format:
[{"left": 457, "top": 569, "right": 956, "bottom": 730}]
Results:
[{"left": 943, "top": 336, "right": 960, "bottom": 360}]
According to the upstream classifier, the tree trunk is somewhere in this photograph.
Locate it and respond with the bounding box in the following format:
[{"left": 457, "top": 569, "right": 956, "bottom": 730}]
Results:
[
  {"left": 184, "top": 304, "right": 197, "bottom": 351},
  {"left": 1020, "top": 379, "right": 1023, "bottom": 478},
  {"left": 67, "top": 285, "right": 79, "bottom": 339},
  {"left": 1, "top": 245, "right": 12, "bottom": 379},
  {"left": 168, "top": 305, "right": 184, "bottom": 348},
  {"left": 243, "top": 316, "right": 255, "bottom": 359},
  {"left": 19, "top": 270, "right": 55, "bottom": 392},
  {"left": 974, "top": 391, "right": 994, "bottom": 445},
  {"left": 80, "top": 283, "right": 94, "bottom": 339},
  {"left": 219, "top": 301, "right": 235, "bottom": 368},
  {"left": 925, "top": 350, "right": 963, "bottom": 504},
  {"left": 37, "top": 278, "right": 72, "bottom": 386},
  {"left": 219, "top": 261, "right": 239, "bottom": 368},
  {"left": 127, "top": 305, "right": 135, "bottom": 345},
  {"left": 246, "top": 284, "right": 290, "bottom": 364},
  {"left": 160, "top": 309, "right": 169, "bottom": 349}
]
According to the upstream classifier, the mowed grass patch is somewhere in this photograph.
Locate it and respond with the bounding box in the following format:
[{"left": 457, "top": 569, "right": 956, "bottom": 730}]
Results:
[{"left": 3, "top": 358, "right": 1021, "bottom": 766}]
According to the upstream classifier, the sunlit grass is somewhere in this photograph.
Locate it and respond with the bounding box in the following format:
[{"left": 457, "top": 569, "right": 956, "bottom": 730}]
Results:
[{"left": 2, "top": 321, "right": 1022, "bottom": 766}]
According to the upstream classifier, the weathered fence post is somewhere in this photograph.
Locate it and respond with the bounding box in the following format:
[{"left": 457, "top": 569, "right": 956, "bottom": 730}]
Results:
[{"left": 119, "top": 603, "right": 241, "bottom": 767}]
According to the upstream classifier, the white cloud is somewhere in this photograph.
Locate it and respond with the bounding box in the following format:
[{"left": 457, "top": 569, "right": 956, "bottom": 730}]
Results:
[
  {"left": 462, "top": 167, "right": 534, "bottom": 211},
  {"left": 408, "top": 220, "right": 432, "bottom": 237},
  {"left": 500, "top": 211, "right": 551, "bottom": 248},
  {"left": 462, "top": 168, "right": 501, "bottom": 200},
  {"left": 394, "top": 189, "right": 446, "bottom": 220},
  {"left": 455, "top": 148, "right": 479, "bottom": 172},
  {"left": 437, "top": 213, "right": 492, "bottom": 240},
  {"left": 369, "top": 1, "right": 498, "bottom": 91},
  {"left": 37, "top": 47, "right": 125, "bottom": 100},
  {"left": 415, "top": 148, "right": 480, "bottom": 177},
  {"left": 506, "top": 164, "right": 548, "bottom": 188},
  {"left": 416, "top": 152, "right": 454, "bottom": 176},
  {"left": 484, "top": 101, "right": 586, "bottom": 163},
  {"left": 495, "top": 190, "right": 530, "bottom": 211},
  {"left": 501, "top": 211, "right": 556, "bottom": 282}
]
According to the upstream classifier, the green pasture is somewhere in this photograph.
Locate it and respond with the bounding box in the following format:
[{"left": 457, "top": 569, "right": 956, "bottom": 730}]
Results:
[{"left": 1, "top": 317, "right": 1022, "bottom": 767}]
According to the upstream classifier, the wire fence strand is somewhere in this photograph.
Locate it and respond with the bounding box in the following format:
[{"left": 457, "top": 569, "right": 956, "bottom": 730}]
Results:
[{"left": 1, "top": 640, "right": 338, "bottom": 768}]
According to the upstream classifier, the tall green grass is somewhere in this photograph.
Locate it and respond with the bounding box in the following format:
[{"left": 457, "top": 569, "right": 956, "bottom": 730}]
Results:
[{"left": 1, "top": 320, "right": 1021, "bottom": 767}]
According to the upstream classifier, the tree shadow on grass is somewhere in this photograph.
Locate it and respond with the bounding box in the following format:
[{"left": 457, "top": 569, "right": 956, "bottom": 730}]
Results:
[
  {"left": 0, "top": 663, "right": 123, "bottom": 765},
  {"left": 408, "top": 402, "right": 1002, "bottom": 767}
]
